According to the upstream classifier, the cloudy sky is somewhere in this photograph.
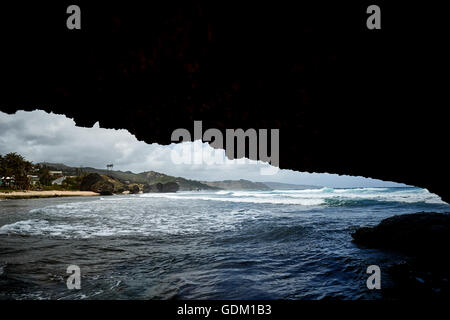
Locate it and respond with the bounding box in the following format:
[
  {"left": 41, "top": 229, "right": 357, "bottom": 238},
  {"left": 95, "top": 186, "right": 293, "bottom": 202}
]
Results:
[{"left": 0, "top": 110, "right": 407, "bottom": 187}]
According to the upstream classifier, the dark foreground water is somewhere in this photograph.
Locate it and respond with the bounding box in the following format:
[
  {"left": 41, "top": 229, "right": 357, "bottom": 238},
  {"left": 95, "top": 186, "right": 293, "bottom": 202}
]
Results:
[{"left": 0, "top": 187, "right": 449, "bottom": 300}]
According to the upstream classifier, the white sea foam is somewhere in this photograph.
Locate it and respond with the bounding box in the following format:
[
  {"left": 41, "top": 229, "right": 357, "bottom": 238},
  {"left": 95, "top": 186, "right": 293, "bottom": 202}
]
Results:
[
  {"left": 0, "top": 187, "right": 446, "bottom": 239},
  {"left": 140, "top": 187, "right": 446, "bottom": 205},
  {"left": 0, "top": 197, "right": 262, "bottom": 238},
  {"left": 140, "top": 193, "right": 325, "bottom": 205},
  {"left": 215, "top": 190, "right": 232, "bottom": 195}
]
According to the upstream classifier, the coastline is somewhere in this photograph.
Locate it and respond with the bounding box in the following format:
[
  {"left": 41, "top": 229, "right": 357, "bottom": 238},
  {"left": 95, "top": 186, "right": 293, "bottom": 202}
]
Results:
[{"left": 0, "top": 190, "right": 100, "bottom": 200}]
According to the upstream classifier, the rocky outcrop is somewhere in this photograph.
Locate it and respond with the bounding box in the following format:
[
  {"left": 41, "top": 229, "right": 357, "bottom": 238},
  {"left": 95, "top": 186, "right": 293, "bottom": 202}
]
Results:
[
  {"left": 161, "top": 182, "right": 179, "bottom": 192},
  {"left": 143, "top": 182, "right": 179, "bottom": 193},
  {"left": 79, "top": 173, "right": 129, "bottom": 195},
  {"left": 351, "top": 212, "right": 450, "bottom": 255},
  {"left": 80, "top": 173, "right": 115, "bottom": 195},
  {"left": 79, "top": 173, "right": 179, "bottom": 195},
  {"left": 143, "top": 183, "right": 157, "bottom": 193},
  {"left": 116, "top": 186, "right": 128, "bottom": 193},
  {"left": 129, "top": 184, "right": 140, "bottom": 194},
  {"left": 352, "top": 212, "right": 450, "bottom": 299}
]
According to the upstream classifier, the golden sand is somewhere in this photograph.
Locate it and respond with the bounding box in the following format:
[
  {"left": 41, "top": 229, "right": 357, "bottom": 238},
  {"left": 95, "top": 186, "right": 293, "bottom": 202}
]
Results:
[{"left": 0, "top": 190, "right": 100, "bottom": 199}]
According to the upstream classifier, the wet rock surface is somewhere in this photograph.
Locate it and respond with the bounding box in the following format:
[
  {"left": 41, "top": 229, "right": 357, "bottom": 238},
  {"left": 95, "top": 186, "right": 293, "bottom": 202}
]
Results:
[
  {"left": 352, "top": 212, "right": 450, "bottom": 299},
  {"left": 351, "top": 212, "right": 450, "bottom": 255},
  {"left": 143, "top": 182, "right": 179, "bottom": 193},
  {"left": 129, "top": 184, "right": 140, "bottom": 194},
  {"left": 80, "top": 173, "right": 115, "bottom": 195}
]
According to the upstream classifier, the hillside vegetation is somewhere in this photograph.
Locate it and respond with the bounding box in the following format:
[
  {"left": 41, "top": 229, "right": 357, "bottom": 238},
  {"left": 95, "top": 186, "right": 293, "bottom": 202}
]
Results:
[{"left": 41, "top": 163, "right": 218, "bottom": 191}]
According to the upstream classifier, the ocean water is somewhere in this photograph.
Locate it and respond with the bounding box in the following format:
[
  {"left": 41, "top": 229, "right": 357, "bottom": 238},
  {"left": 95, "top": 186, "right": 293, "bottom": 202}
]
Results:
[{"left": 0, "top": 187, "right": 449, "bottom": 300}]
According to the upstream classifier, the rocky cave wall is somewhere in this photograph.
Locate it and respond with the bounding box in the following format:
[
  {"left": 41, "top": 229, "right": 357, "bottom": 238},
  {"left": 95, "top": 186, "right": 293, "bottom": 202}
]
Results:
[{"left": 0, "top": 2, "right": 448, "bottom": 203}]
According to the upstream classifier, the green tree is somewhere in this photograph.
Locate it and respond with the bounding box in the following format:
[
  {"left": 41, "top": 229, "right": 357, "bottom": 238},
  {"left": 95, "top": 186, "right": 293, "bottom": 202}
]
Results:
[
  {"left": 0, "top": 155, "right": 4, "bottom": 187},
  {"left": 38, "top": 166, "right": 53, "bottom": 186},
  {"left": 0, "top": 152, "right": 33, "bottom": 190},
  {"left": 0, "top": 155, "right": 4, "bottom": 177},
  {"left": 62, "top": 176, "right": 82, "bottom": 190}
]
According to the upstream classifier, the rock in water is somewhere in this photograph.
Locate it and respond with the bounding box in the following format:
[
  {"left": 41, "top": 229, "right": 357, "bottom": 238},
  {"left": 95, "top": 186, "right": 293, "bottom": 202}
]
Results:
[
  {"left": 351, "top": 212, "right": 450, "bottom": 255},
  {"left": 142, "top": 183, "right": 151, "bottom": 193},
  {"left": 352, "top": 212, "right": 450, "bottom": 299},
  {"left": 80, "top": 173, "right": 114, "bottom": 195},
  {"left": 143, "top": 183, "right": 161, "bottom": 193},
  {"left": 143, "top": 182, "right": 179, "bottom": 193},
  {"left": 161, "top": 181, "right": 179, "bottom": 193},
  {"left": 129, "top": 184, "right": 140, "bottom": 194}
]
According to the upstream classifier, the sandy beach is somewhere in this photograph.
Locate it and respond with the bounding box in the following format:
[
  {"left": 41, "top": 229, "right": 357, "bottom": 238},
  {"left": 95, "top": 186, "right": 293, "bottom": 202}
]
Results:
[{"left": 0, "top": 190, "right": 100, "bottom": 199}]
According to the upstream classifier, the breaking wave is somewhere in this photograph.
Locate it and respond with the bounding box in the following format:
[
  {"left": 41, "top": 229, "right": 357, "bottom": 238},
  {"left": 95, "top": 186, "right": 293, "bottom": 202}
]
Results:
[
  {"left": 139, "top": 187, "right": 446, "bottom": 206},
  {"left": 0, "top": 187, "right": 447, "bottom": 241},
  {"left": 1, "top": 186, "right": 449, "bottom": 299}
]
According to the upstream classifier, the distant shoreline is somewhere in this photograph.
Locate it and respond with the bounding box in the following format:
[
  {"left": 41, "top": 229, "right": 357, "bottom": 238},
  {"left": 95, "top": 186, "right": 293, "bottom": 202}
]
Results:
[{"left": 0, "top": 190, "right": 100, "bottom": 200}]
